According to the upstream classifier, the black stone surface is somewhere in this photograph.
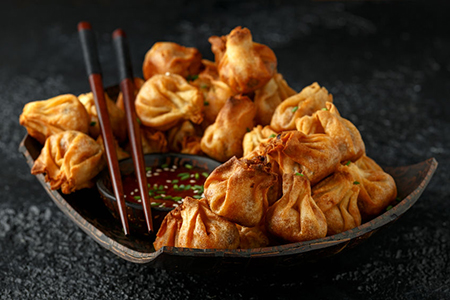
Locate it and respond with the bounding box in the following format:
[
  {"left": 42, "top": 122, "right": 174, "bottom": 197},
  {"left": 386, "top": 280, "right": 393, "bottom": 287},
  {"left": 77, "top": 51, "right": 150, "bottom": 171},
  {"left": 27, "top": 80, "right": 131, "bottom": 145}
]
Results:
[{"left": 1, "top": 1, "right": 449, "bottom": 299}]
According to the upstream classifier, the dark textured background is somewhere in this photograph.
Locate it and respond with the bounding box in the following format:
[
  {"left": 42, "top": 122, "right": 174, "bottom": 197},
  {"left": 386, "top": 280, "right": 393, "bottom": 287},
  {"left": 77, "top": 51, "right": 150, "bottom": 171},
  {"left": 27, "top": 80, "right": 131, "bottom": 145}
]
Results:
[{"left": 1, "top": 1, "right": 449, "bottom": 299}]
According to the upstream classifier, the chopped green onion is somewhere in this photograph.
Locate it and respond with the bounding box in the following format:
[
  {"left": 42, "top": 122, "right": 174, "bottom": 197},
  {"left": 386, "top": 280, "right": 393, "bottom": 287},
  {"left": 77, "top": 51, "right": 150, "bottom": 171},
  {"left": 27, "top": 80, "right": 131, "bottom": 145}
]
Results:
[
  {"left": 172, "top": 197, "right": 183, "bottom": 201},
  {"left": 185, "top": 164, "right": 193, "bottom": 169},
  {"left": 185, "top": 184, "right": 192, "bottom": 190},
  {"left": 180, "top": 174, "right": 190, "bottom": 181},
  {"left": 172, "top": 179, "right": 179, "bottom": 184},
  {"left": 163, "top": 195, "right": 173, "bottom": 200},
  {"left": 151, "top": 202, "right": 161, "bottom": 207},
  {"left": 386, "top": 205, "right": 393, "bottom": 211},
  {"left": 154, "top": 195, "right": 162, "bottom": 199},
  {"left": 133, "top": 196, "right": 141, "bottom": 200},
  {"left": 353, "top": 181, "right": 360, "bottom": 185},
  {"left": 321, "top": 107, "right": 328, "bottom": 111},
  {"left": 178, "top": 172, "right": 189, "bottom": 177},
  {"left": 193, "top": 195, "right": 202, "bottom": 199},
  {"left": 148, "top": 191, "right": 154, "bottom": 196},
  {"left": 158, "top": 185, "right": 164, "bottom": 190},
  {"left": 195, "top": 173, "right": 199, "bottom": 180},
  {"left": 161, "top": 164, "right": 169, "bottom": 168},
  {"left": 204, "top": 101, "right": 209, "bottom": 106},
  {"left": 186, "top": 74, "right": 199, "bottom": 81},
  {"left": 173, "top": 184, "right": 179, "bottom": 190},
  {"left": 145, "top": 167, "right": 152, "bottom": 171},
  {"left": 269, "top": 134, "right": 276, "bottom": 138},
  {"left": 295, "top": 172, "right": 304, "bottom": 177},
  {"left": 90, "top": 121, "right": 96, "bottom": 126},
  {"left": 246, "top": 127, "right": 251, "bottom": 132},
  {"left": 156, "top": 190, "right": 165, "bottom": 194},
  {"left": 396, "top": 197, "right": 402, "bottom": 202},
  {"left": 292, "top": 106, "right": 299, "bottom": 113},
  {"left": 136, "top": 118, "right": 142, "bottom": 125},
  {"left": 193, "top": 185, "right": 203, "bottom": 190},
  {"left": 201, "top": 172, "right": 209, "bottom": 178},
  {"left": 345, "top": 161, "right": 351, "bottom": 166},
  {"left": 179, "top": 184, "right": 185, "bottom": 189}
]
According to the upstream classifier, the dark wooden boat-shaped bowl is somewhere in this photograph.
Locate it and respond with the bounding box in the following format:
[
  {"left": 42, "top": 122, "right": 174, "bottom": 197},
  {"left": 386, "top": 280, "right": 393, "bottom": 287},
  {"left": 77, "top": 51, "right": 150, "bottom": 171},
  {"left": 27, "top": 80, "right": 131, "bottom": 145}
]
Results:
[{"left": 19, "top": 134, "right": 438, "bottom": 272}]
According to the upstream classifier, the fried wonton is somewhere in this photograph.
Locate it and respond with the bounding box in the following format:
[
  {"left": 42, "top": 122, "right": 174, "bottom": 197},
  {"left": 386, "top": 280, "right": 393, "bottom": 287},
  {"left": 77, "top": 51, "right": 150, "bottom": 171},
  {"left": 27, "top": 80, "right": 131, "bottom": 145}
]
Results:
[
  {"left": 242, "top": 125, "right": 277, "bottom": 158},
  {"left": 191, "top": 61, "right": 234, "bottom": 127},
  {"left": 266, "top": 173, "right": 327, "bottom": 243},
  {"left": 139, "top": 126, "right": 168, "bottom": 154},
  {"left": 180, "top": 136, "right": 203, "bottom": 155},
  {"left": 312, "top": 165, "right": 362, "bottom": 236},
  {"left": 167, "top": 120, "right": 197, "bottom": 152},
  {"left": 270, "top": 82, "right": 333, "bottom": 132},
  {"left": 142, "top": 42, "right": 203, "bottom": 80},
  {"left": 201, "top": 95, "right": 256, "bottom": 162},
  {"left": 204, "top": 157, "right": 278, "bottom": 227},
  {"left": 236, "top": 222, "right": 270, "bottom": 249},
  {"left": 265, "top": 131, "right": 341, "bottom": 185},
  {"left": 31, "top": 131, "right": 105, "bottom": 194},
  {"left": 296, "top": 102, "right": 365, "bottom": 163},
  {"left": 135, "top": 73, "right": 204, "bottom": 131},
  {"left": 96, "top": 135, "right": 130, "bottom": 161},
  {"left": 116, "top": 77, "right": 145, "bottom": 111},
  {"left": 153, "top": 197, "right": 240, "bottom": 250},
  {"left": 78, "top": 92, "right": 127, "bottom": 143},
  {"left": 19, "top": 94, "right": 90, "bottom": 144},
  {"left": 254, "top": 73, "right": 296, "bottom": 126},
  {"left": 209, "top": 26, "right": 277, "bottom": 94},
  {"left": 347, "top": 155, "right": 397, "bottom": 219}
]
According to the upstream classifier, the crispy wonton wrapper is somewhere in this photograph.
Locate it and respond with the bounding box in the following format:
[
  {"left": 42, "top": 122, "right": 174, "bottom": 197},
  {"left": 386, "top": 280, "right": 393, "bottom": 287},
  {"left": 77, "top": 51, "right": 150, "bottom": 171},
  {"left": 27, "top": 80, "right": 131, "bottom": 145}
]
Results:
[
  {"left": 270, "top": 82, "right": 333, "bottom": 132},
  {"left": 201, "top": 95, "right": 256, "bottom": 162},
  {"left": 266, "top": 131, "right": 341, "bottom": 185},
  {"left": 296, "top": 102, "right": 365, "bottom": 163},
  {"left": 266, "top": 173, "right": 327, "bottom": 242},
  {"left": 242, "top": 125, "right": 277, "bottom": 158},
  {"left": 142, "top": 42, "right": 203, "bottom": 80},
  {"left": 236, "top": 222, "right": 270, "bottom": 249},
  {"left": 153, "top": 197, "right": 240, "bottom": 250},
  {"left": 135, "top": 73, "right": 204, "bottom": 131},
  {"left": 138, "top": 126, "right": 168, "bottom": 154},
  {"left": 312, "top": 165, "right": 362, "bottom": 236},
  {"left": 191, "top": 60, "right": 234, "bottom": 127},
  {"left": 209, "top": 26, "right": 277, "bottom": 94},
  {"left": 96, "top": 135, "right": 130, "bottom": 161},
  {"left": 19, "top": 94, "right": 90, "bottom": 144},
  {"left": 31, "top": 131, "right": 105, "bottom": 194},
  {"left": 166, "top": 120, "right": 197, "bottom": 152},
  {"left": 254, "top": 73, "right": 296, "bottom": 126},
  {"left": 204, "top": 157, "right": 278, "bottom": 227},
  {"left": 78, "top": 92, "right": 127, "bottom": 142},
  {"left": 348, "top": 155, "right": 397, "bottom": 219}
]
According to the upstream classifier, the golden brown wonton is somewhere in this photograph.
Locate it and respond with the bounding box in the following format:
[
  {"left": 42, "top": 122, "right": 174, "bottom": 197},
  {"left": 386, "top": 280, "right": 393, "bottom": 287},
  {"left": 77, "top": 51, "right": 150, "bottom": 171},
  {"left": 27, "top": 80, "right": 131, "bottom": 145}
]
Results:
[
  {"left": 236, "top": 222, "right": 270, "bottom": 249},
  {"left": 138, "top": 126, "right": 168, "bottom": 154},
  {"left": 209, "top": 26, "right": 277, "bottom": 94},
  {"left": 115, "top": 77, "right": 145, "bottom": 111},
  {"left": 153, "top": 197, "right": 240, "bottom": 250},
  {"left": 166, "top": 120, "right": 197, "bottom": 152},
  {"left": 265, "top": 131, "right": 341, "bottom": 185},
  {"left": 135, "top": 73, "right": 204, "bottom": 131},
  {"left": 78, "top": 92, "right": 127, "bottom": 142},
  {"left": 142, "top": 42, "right": 203, "bottom": 80},
  {"left": 242, "top": 125, "right": 277, "bottom": 158},
  {"left": 204, "top": 157, "right": 277, "bottom": 227},
  {"left": 296, "top": 102, "right": 365, "bottom": 163},
  {"left": 270, "top": 82, "right": 333, "bottom": 132},
  {"left": 31, "top": 131, "right": 105, "bottom": 194},
  {"left": 347, "top": 155, "right": 397, "bottom": 219},
  {"left": 96, "top": 135, "right": 130, "bottom": 161},
  {"left": 180, "top": 136, "right": 203, "bottom": 155},
  {"left": 19, "top": 94, "right": 90, "bottom": 144},
  {"left": 312, "top": 165, "right": 362, "bottom": 236},
  {"left": 254, "top": 73, "right": 296, "bottom": 126},
  {"left": 191, "top": 61, "right": 234, "bottom": 127},
  {"left": 201, "top": 95, "right": 256, "bottom": 162},
  {"left": 266, "top": 173, "right": 327, "bottom": 242}
]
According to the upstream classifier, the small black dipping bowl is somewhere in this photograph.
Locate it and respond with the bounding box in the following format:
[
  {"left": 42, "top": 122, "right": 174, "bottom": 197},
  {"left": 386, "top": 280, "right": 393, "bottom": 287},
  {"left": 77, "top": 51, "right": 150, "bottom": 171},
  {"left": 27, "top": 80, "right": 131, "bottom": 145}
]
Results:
[{"left": 96, "top": 153, "right": 221, "bottom": 233}]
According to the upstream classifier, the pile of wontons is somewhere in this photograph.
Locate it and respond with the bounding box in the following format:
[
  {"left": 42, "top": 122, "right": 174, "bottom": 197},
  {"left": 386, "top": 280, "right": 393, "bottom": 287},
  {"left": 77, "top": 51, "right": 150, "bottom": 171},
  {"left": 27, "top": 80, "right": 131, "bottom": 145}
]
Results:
[{"left": 19, "top": 26, "right": 397, "bottom": 249}]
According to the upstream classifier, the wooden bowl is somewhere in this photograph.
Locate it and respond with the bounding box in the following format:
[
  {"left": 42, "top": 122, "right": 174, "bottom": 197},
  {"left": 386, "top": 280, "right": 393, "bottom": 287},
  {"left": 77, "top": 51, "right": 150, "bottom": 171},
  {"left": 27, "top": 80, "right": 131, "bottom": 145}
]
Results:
[
  {"left": 96, "top": 153, "right": 221, "bottom": 233},
  {"left": 19, "top": 134, "right": 438, "bottom": 272}
]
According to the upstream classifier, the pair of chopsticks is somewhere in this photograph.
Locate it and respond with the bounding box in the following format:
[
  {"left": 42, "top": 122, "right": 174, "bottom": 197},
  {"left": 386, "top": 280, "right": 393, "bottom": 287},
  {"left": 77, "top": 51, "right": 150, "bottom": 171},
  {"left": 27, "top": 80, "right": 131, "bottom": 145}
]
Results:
[{"left": 77, "top": 22, "right": 153, "bottom": 235}]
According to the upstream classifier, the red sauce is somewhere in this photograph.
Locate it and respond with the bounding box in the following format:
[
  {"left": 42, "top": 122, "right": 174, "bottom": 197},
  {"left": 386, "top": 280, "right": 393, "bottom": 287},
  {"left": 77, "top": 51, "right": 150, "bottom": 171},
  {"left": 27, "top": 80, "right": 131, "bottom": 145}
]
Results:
[{"left": 122, "top": 163, "right": 209, "bottom": 209}]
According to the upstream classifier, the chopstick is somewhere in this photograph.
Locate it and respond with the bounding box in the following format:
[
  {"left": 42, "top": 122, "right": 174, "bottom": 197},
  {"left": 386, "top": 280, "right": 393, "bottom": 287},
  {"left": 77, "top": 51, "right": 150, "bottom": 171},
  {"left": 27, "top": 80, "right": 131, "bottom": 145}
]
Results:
[
  {"left": 112, "top": 29, "right": 154, "bottom": 233},
  {"left": 77, "top": 21, "right": 130, "bottom": 236}
]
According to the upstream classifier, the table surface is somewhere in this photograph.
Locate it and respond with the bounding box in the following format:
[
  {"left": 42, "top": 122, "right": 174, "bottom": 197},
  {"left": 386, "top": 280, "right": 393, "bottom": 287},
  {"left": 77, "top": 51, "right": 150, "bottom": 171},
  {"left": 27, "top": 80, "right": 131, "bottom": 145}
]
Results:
[{"left": 1, "top": 1, "right": 449, "bottom": 299}]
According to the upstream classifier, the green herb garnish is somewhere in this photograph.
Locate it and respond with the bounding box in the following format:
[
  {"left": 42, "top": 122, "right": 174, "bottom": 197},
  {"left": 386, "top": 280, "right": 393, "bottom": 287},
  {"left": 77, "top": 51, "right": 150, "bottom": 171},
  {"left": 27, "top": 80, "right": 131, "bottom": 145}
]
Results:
[
  {"left": 185, "top": 164, "right": 193, "bottom": 169},
  {"left": 353, "top": 181, "right": 360, "bottom": 185},
  {"left": 193, "top": 195, "right": 202, "bottom": 199},
  {"left": 172, "top": 197, "right": 183, "bottom": 201},
  {"left": 295, "top": 172, "right": 304, "bottom": 177},
  {"left": 180, "top": 174, "right": 190, "bottom": 181},
  {"left": 345, "top": 161, "right": 351, "bottom": 166},
  {"left": 386, "top": 205, "right": 393, "bottom": 211},
  {"left": 201, "top": 172, "right": 209, "bottom": 178},
  {"left": 172, "top": 179, "right": 179, "bottom": 184},
  {"left": 177, "top": 172, "right": 189, "bottom": 177},
  {"left": 151, "top": 202, "right": 161, "bottom": 207},
  {"left": 321, "top": 107, "right": 328, "bottom": 111},
  {"left": 145, "top": 167, "right": 152, "bottom": 171},
  {"left": 156, "top": 190, "right": 165, "bottom": 194},
  {"left": 269, "top": 134, "right": 276, "bottom": 138},
  {"left": 163, "top": 195, "right": 173, "bottom": 200},
  {"left": 133, "top": 196, "right": 141, "bottom": 200},
  {"left": 154, "top": 195, "right": 162, "bottom": 199},
  {"left": 161, "top": 164, "right": 169, "bottom": 168},
  {"left": 158, "top": 185, "right": 164, "bottom": 190},
  {"left": 204, "top": 101, "right": 209, "bottom": 106},
  {"left": 195, "top": 173, "right": 199, "bottom": 180},
  {"left": 292, "top": 106, "right": 299, "bottom": 113},
  {"left": 246, "top": 128, "right": 251, "bottom": 132},
  {"left": 185, "top": 184, "right": 192, "bottom": 190},
  {"left": 90, "top": 121, "right": 96, "bottom": 126}
]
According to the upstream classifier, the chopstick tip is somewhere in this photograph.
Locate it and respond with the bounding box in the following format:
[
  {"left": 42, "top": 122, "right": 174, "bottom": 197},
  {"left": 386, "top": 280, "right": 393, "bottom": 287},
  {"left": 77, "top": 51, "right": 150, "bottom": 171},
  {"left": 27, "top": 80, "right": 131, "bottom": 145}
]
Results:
[
  {"left": 112, "top": 28, "right": 126, "bottom": 39},
  {"left": 78, "top": 21, "right": 92, "bottom": 31}
]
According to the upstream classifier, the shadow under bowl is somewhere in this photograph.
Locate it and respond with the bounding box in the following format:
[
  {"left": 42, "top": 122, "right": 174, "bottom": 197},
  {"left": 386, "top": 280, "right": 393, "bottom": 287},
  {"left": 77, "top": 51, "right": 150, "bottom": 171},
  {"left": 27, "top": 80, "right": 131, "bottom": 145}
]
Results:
[{"left": 96, "top": 153, "right": 221, "bottom": 233}]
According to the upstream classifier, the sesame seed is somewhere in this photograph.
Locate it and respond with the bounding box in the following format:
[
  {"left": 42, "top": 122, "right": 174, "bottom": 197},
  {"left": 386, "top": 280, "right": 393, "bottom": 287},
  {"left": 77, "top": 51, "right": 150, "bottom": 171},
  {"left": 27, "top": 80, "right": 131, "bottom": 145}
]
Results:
[{"left": 163, "top": 168, "right": 169, "bottom": 171}]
